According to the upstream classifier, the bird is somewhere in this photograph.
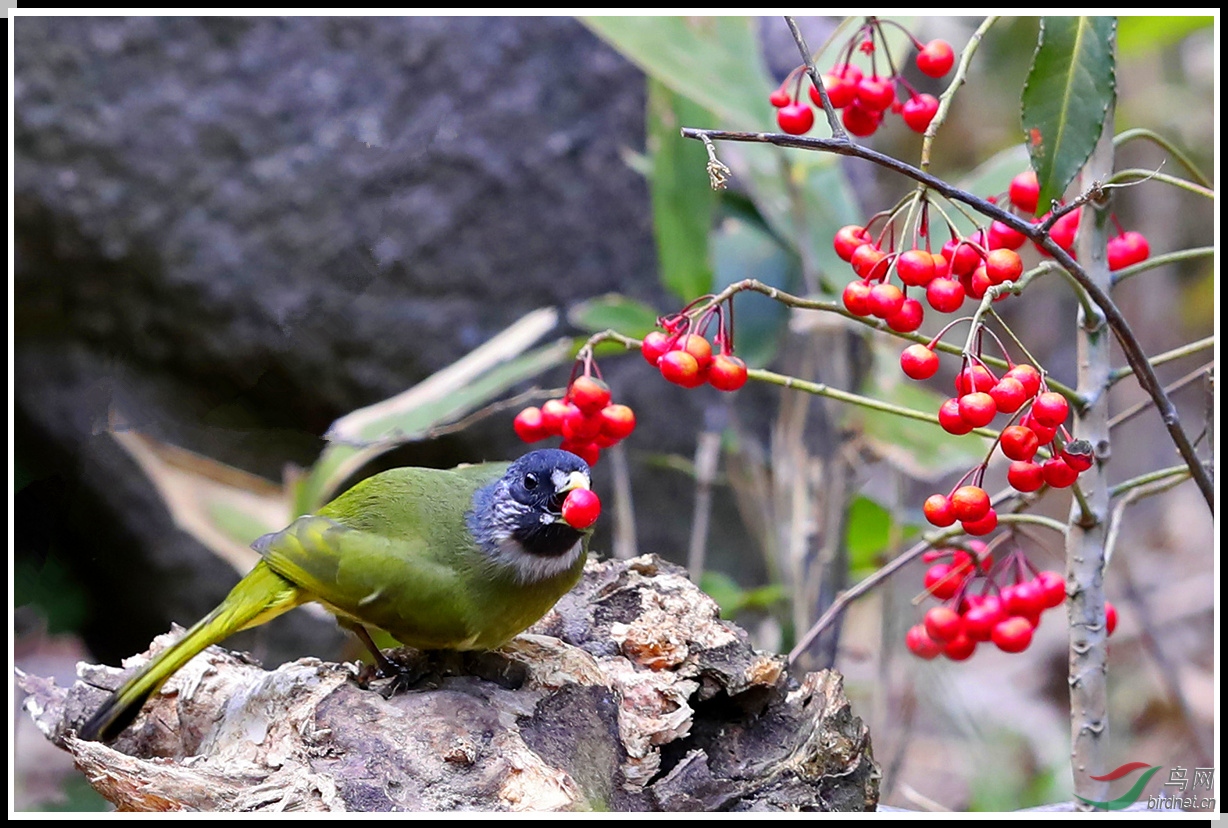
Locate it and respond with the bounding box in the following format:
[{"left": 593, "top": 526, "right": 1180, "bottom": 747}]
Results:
[{"left": 78, "top": 448, "right": 597, "bottom": 743}]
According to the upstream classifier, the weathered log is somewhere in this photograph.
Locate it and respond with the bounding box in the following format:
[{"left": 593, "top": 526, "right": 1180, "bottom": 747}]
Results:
[{"left": 19, "top": 555, "right": 878, "bottom": 812}]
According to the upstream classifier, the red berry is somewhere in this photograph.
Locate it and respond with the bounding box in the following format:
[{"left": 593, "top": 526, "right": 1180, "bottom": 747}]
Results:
[
  {"left": 989, "top": 377, "right": 1029, "bottom": 415},
  {"left": 1034, "top": 571, "right": 1066, "bottom": 609},
  {"left": 955, "top": 364, "right": 997, "bottom": 396},
  {"left": 679, "top": 334, "right": 713, "bottom": 371},
  {"left": 961, "top": 508, "right": 997, "bottom": 536},
  {"left": 1004, "top": 364, "right": 1042, "bottom": 399},
  {"left": 1041, "top": 457, "right": 1080, "bottom": 488},
  {"left": 834, "top": 225, "right": 873, "bottom": 262},
  {"left": 769, "top": 88, "right": 791, "bottom": 108},
  {"left": 938, "top": 397, "right": 974, "bottom": 435},
  {"left": 816, "top": 74, "right": 858, "bottom": 108},
  {"left": 776, "top": 102, "right": 814, "bottom": 135},
  {"left": 641, "top": 331, "right": 671, "bottom": 366},
  {"left": 885, "top": 298, "right": 924, "bottom": 332},
  {"left": 513, "top": 406, "right": 548, "bottom": 443},
  {"left": 540, "top": 398, "right": 574, "bottom": 435},
  {"left": 559, "top": 439, "right": 600, "bottom": 468},
  {"left": 924, "top": 606, "right": 963, "bottom": 642},
  {"left": 901, "top": 94, "right": 939, "bottom": 133},
  {"left": 562, "top": 406, "right": 603, "bottom": 442},
  {"left": 963, "top": 596, "right": 1006, "bottom": 641},
  {"left": 856, "top": 75, "right": 896, "bottom": 111},
  {"left": 906, "top": 625, "right": 943, "bottom": 659},
  {"left": 569, "top": 375, "right": 612, "bottom": 415},
  {"left": 1019, "top": 411, "right": 1058, "bottom": 445},
  {"left": 867, "top": 282, "right": 905, "bottom": 319},
  {"left": 1048, "top": 209, "right": 1081, "bottom": 253},
  {"left": 850, "top": 243, "right": 889, "bottom": 280},
  {"left": 943, "top": 634, "right": 977, "bottom": 661},
  {"left": 1005, "top": 581, "right": 1046, "bottom": 618},
  {"left": 987, "top": 220, "right": 1026, "bottom": 251},
  {"left": 916, "top": 39, "right": 955, "bottom": 77},
  {"left": 951, "top": 485, "right": 991, "bottom": 522},
  {"left": 923, "top": 493, "right": 957, "bottom": 527},
  {"left": 999, "top": 424, "right": 1040, "bottom": 461},
  {"left": 948, "top": 233, "right": 986, "bottom": 277},
  {"left": 1107, "top": 231, "right": 1150, "bottom": 271},
  {"left": 1105, "top": 600, "right": 1118, "bottom": 636},
  {"left": 560, "top": 487, "right": 601, "bottom": 529},
  {"left": 1007, "top": 460, "right": 1045, "bottom": 492},
  {"left": 984, "top": 248, "right": 1023, "bottom": 285},
  {"left": 900, "top": 344, "right": 940, "bottom": 380},
  {"left": 1009, "top": 171, "right": 1040, "bottom": 214},
  {"left": 1030, "top": 391, "right": 1069, "bottom": 428},
  {"left": 896, "top": 249, "right": 936, "bottom": 287},
  {"left": 841, "top": 104, "right": 882, "bottom": 137},
  {"left": 924, "top": 563, "right": 961, "bottom": 600},
  {"left": 958, "top": 392, "right": 998, "bottom": 428},
  {"left": 707, "top": 354, "right": 748, "bottom": 392},
  {"left": 658, "top": 349, "right": 704, "bottom": 388},
  {"left": 991, "top": 616, "right": 1034, "bottom": 653},
  {"left": 926, "top": 277, "right": 965, "bottom": 313},
  {"left": 842, "top": 280, "right": 873, "bottom": 316},
  {"left": 1061, "top": 440, "right": 1095, "bottom": 472},
  {"left": 599, "top": 404, "right": 636, "bottom": 441}
]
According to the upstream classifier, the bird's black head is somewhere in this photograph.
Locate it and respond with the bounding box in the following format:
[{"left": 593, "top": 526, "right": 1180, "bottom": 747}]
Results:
[{"left": 468, "top": 449, "right": 593, "bottom": 579}]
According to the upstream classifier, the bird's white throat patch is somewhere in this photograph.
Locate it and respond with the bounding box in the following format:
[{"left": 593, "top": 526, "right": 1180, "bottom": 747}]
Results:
[{"left": 492, "top": 536, "right": 584, "bottom": 585}]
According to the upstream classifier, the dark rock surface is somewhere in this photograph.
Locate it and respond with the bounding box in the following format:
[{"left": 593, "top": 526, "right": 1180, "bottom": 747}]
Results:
[{"left": 14, "top": 16, "right": 665, "bottom": 665}]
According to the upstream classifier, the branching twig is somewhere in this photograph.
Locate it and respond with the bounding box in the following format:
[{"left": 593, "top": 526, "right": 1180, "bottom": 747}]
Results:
[{"left": 678, "top": 125, "right": 1213, "bottom": 512}]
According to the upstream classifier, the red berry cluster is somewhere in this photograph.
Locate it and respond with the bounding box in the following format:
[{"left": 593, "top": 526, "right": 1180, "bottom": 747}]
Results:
[
  {"left": 1007, "top": 170, "right": 1151, "bottom": 270},
  {"left": 907, "top": 547, "right": 1118, "bottom": 660},
  {"left": 903, "top": 338, "right": 1090, "bottom": 528},
  {"left": 513, "top": 366, "right": 635, "bottom": 468},
  {"left": 641, "top": 298, "right": 749, "bottom": 392},
  {"left": 835, "top": 218, "right": 1025, "bottom": 332},
  {"left": 769, "top": 20, "right": 954, "bottom": 138}
]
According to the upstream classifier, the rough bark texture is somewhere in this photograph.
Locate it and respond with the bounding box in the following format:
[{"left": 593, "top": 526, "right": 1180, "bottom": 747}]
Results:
[{"left": 20, "top": 555, "right": 878, "bottom": 812}]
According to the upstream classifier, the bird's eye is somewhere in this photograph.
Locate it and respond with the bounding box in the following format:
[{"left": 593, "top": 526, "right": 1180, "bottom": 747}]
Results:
[{"left": 523, "top": 472, "right": 540, "bottom": 490}]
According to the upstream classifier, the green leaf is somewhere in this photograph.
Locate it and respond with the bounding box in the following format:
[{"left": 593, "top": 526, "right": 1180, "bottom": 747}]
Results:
[
  {"left": 699, "top": 570, "right": 785, "bottom": 616},
  {"left": 710, "top": 216, "right": 794, "bottom": 367},
  {"left": 845, "top": 495, "right": 917, "bottom": 576},
  {"left": 298, "top": 309, "right": 571, "bottom": 511},
  {"left": 647, "top": 78, "right": 715, "bottom": 301},
  {"left": 1022, "top": 17, "right": 1117, "bottom": 211},
  {"left": 109, "top": 423, "right": 289, "bottom": 575},
  {"left": 1116, "top": 16, "right": 1212, "bottom": 57},
  {"left": 581, "top": 16, "right": 774, "bottom": 130},
  {"left": 568, "top": 293, "right": 661, "bottom": 340}
]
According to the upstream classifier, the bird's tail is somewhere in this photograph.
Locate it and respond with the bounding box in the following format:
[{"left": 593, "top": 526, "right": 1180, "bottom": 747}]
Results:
[{"left": 78, "top": 561, "right": 305, "bottom": 742}]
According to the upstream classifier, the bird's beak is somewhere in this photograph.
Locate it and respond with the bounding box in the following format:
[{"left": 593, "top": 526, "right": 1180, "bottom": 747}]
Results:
[
  {"left": 556, "top": 470, "right": 590, "bottom": 495},
  {"left": 549, "top": 470, "right": 591, "bottom": 523}
]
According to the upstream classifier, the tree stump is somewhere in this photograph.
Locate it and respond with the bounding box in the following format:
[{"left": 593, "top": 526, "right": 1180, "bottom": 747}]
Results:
[{"left": 19, "top": 555, "right": 878, "bottom": 812}]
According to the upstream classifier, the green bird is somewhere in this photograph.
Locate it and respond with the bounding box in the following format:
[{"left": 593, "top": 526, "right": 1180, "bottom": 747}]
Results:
[{"left": 79, "top": 448, "right": 595, "bottom": 743}]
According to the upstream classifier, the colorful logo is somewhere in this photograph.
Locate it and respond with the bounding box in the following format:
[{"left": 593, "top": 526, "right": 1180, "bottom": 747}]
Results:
[{"left": 1076, "top": 762, "right": 1162, "bottom": 810}]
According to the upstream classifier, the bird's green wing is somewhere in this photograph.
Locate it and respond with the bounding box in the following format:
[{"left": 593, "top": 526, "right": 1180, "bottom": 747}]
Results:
[{"left": 256, "top": 464, "right": 507, "bottom": 649}]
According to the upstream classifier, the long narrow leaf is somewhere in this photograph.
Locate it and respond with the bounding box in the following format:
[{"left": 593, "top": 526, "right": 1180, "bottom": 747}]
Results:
[
  {"left": 110, "top": 421, "right": 289, "bottom": 575},
  {"left": 1022, "top": 17, "right": 1117, "bottom": 211}
]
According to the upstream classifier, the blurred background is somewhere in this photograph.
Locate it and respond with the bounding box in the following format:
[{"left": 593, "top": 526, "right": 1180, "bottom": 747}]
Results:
[{"left": 13, "top": 15, "right": 1215, "bottom": 811}]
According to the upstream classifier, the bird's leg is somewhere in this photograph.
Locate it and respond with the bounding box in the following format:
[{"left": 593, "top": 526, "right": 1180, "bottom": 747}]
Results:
[{"left": 344, "top": 623, "right": 422, "bottom": 699}]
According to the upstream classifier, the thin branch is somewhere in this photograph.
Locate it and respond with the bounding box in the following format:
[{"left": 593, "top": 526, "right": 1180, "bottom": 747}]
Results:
[
  {"left": 1103, "top": 168, "right": 1214, "bottom": 199},
  {"left": 1108, "top": 336, "right": 1213, "bottom": 386},
  {"left": 1110, "top": 246, "right": 1214, "bottom": 286},
  {"left": 679, "top": 127, "right": 1213, "bottom": 512},
  {"left": 784, "top": 16, "right": 846, "bottom": 140},
  {"left": 1113, "top": 127, "right": 1212, "bottom": 188},
  {"left": 1108, "top": 361, "right": 1213, "bottom": 430}
]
